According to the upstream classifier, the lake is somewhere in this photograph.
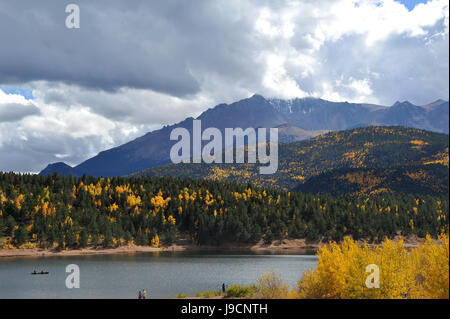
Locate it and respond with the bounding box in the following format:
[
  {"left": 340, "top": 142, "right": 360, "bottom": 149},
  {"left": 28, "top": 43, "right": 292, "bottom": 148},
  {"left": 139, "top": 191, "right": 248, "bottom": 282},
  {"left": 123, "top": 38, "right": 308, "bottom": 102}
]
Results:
[{"left": 0, "top": 250, "right": 318, "bottom": 299}]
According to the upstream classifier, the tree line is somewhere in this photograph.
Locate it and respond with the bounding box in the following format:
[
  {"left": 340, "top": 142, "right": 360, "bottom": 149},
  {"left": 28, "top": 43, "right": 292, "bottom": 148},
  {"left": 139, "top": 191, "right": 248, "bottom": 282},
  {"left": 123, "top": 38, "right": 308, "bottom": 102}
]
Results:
[{"left": 0, "top": 172, "right": 447, "bottom": 249}]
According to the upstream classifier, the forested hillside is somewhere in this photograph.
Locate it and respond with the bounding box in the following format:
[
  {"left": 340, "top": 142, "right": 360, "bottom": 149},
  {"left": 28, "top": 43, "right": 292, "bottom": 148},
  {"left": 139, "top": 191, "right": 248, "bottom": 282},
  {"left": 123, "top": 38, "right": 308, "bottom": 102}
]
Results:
[
  {"left": 0, "top": 173, "right": 447, "bottom": 249},
  {"left": 136, "top": 126, "right": 449, "bottom": 193},
  {"left": 295, "top": 164, "right": 449, "bottom": 196}
]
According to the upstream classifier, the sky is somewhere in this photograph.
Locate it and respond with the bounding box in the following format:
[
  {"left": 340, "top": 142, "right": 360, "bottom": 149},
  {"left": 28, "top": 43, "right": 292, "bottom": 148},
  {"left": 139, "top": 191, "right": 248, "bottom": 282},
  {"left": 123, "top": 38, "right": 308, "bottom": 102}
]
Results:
[
  {"left": 398, "top": 0, "right": 430, "bottom": 11},
  {"left": 0, "top": 0, "right": 448, "bottom": 173}
]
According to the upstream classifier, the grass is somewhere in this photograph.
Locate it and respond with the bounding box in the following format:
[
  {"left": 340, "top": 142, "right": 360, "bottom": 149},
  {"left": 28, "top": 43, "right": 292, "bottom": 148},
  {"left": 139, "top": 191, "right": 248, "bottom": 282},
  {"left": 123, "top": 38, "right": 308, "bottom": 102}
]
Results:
[
  {"left": 225, "top": 284, "right": 256, "bottom": 298},
  {"left": 194, "top": 289, "right": 222, "bottom": 298}
]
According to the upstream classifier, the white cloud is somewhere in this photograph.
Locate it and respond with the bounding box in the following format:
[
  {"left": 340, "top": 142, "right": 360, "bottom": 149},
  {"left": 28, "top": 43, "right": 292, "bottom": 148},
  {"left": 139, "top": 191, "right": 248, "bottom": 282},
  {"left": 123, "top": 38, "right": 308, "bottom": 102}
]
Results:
[
  {"left": 252, "top": 0, "right": 448, "bottom": 102},
  {"left": 262, "top": 53, "right": 309, "bottom": 99},
  {"left": 0, "top": 87, "right": 150, "bottom": 171},
  {"left": 310, "top": 0, "right": 448, "bottom": 46},
  {"left": 255, "top": 5, "right": 298, "bottom": 39}
]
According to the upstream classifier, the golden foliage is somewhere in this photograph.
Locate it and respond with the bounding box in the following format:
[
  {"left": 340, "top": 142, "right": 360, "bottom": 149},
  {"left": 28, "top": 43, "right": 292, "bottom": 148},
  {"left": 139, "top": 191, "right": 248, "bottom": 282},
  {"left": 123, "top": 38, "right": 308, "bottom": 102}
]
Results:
[
  {"left": 410, "top": 140, "right": 429, "bottom": 146},
  {"left": 151, "top": 234, "right": 160, "bottom": 248},
  {"left": 423, "top": 148, "right": 449, "bottom": 167},
  {"left": 406, "top": 170, "right": 427, "bottom": 181},
  {"left": 167, "top": 215, "right": 176, "bottom": 225},
  {"left": 150, "top": 192, "right": 171, "bottom": 214},
  {"left": 409, "top": 233, "right": 449, "bottom": 299},
  {"left": 341, "top": 171, "right": 384, "bottom": 187},
  {"left": 63, "top": 216, "right": 73, "bottom": 226},
  {"left": 298, "top": 233, "right": 449, "bottom": 299},
  {"left": 126, "top": 194, "right": 142, "bottom": 208},
  {"left": 0, "top": 190, "right": 6, "bottom": 204}
]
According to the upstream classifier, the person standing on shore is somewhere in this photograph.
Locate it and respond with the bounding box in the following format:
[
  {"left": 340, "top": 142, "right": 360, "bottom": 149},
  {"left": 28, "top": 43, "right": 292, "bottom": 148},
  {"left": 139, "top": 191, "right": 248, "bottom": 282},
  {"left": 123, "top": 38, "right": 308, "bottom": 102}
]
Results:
[
  {"left": 222, "top": 283, "right": 226, "bottom": 294},
  {"left": 138, "top": 290, "right": 142, "bottom": 299},
  {"left": 142, "top": 289, "right": 147, "bottom": 299}
]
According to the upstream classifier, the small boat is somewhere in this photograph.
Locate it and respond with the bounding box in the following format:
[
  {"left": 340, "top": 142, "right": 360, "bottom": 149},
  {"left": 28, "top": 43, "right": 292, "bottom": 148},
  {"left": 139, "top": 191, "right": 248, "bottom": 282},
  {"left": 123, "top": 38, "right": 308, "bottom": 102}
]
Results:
[{"left": 31, "top": 271, "right": 49, "bottom": 275}]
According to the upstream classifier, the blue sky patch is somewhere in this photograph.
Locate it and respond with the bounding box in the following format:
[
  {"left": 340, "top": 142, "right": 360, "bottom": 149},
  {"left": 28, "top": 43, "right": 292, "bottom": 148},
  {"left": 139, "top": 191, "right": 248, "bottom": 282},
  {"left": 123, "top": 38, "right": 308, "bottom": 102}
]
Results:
[
  {"left": 396, "top": 0, "right": 429, "bottom": 11},
  {"left": 0, "top": 86, "right": 34, "bottom": 100}
]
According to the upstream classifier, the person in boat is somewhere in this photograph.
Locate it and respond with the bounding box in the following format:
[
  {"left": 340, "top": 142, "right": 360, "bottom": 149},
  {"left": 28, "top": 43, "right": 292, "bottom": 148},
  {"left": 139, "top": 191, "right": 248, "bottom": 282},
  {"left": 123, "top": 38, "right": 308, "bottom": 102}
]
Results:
[{"left": 32, "top": 270, "right": 37, "bottom": 274}]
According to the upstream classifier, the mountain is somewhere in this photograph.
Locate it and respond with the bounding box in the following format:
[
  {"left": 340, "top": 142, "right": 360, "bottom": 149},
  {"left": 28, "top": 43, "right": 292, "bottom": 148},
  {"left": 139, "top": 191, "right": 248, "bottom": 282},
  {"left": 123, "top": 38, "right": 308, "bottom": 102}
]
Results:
[
  {"left": 134, "top": 126, "right": 449, "bottom": 194},
  {"left": 40, "top": 162, "right": 75, "bottom": 176},
  {"left": 39, "top": 95, "right": 449, "bottom": 177},
  {"left": 276, "top": 123, "right": 329, "bottom": 143},
  {"left": 268, "top": 98, "right": 449, "bottom": 133}
]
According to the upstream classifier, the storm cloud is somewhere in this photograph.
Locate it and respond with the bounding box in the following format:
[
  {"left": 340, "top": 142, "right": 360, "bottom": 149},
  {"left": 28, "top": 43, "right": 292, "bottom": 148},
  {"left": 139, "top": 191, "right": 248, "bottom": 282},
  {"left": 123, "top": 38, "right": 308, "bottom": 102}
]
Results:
[{"left": 0, "top": 0, "right": 261, "bottom": 96}]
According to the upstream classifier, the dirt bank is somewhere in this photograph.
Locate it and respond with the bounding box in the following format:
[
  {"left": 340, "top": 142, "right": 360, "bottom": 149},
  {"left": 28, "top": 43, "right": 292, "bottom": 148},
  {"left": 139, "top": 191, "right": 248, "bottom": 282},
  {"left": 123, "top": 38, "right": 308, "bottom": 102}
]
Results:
[{"left": 0, "top": 237, "right": 425, "bottom": 258}]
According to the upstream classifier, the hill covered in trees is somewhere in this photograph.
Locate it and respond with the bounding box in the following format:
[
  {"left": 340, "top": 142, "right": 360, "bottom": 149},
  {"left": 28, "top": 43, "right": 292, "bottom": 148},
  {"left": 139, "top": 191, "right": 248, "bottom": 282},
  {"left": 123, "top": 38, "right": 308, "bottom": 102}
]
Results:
[
  {"left": 135, "top": 126, "right": 449, "bottom": 195},
  {"left": 295, "top": 164, "right": 449, "bottom": 196},
  {"left": 0, "top": 173, "right": 447, "bottom": 250}
]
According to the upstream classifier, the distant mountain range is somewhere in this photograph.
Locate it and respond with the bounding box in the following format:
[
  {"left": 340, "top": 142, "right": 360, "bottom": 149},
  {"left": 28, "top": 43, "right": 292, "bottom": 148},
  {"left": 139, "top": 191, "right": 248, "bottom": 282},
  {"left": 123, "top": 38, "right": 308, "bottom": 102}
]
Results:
[{"left": 40, "top": 95, "right": 449, "bottom": 177}]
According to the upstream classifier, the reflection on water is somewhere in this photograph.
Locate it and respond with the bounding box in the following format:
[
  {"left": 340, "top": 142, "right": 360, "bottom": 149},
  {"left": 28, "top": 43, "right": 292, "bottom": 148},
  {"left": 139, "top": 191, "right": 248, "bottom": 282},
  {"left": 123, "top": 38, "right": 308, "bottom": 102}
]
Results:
[{"left": 0, "top": 250, "right": 318, "bottom": 299}]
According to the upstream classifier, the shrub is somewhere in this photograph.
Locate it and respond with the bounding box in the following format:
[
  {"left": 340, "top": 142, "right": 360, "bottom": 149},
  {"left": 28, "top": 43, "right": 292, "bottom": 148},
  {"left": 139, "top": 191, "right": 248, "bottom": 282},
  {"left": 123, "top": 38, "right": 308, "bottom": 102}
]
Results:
[
  {"left": 225, "top": 284, "right": 256, "bottom": 298},
  {"left": 253, "top": 272, "right": 290, "bottom": 299}
]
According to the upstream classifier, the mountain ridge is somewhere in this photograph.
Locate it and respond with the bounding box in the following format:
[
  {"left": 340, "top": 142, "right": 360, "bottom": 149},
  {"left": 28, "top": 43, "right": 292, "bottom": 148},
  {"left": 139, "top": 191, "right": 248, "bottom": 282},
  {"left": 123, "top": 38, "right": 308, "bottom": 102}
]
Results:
[{"left": 39, "top": 95, "right": 449, "bottom": 177}]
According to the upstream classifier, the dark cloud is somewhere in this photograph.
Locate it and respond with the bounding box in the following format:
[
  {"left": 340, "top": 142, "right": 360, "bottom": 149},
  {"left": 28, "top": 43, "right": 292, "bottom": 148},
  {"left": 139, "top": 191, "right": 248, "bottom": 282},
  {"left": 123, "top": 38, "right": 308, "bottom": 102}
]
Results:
[
  {"left": 0, "top": 0, "right": 262, "bottom": 97},
  {"left": 0, "top": 0, "right": 447, "bottom": 102},
  {"left": 0, "top": 102, "right": 40, "bottom": 122}
]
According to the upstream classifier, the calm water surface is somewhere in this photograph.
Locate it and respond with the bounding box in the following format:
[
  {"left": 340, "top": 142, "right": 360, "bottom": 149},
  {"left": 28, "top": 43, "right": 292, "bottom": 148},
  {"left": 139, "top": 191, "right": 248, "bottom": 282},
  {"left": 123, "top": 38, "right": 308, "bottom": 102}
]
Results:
[{"left": 0, "top": 250, "right": 318, "bottom": 298}]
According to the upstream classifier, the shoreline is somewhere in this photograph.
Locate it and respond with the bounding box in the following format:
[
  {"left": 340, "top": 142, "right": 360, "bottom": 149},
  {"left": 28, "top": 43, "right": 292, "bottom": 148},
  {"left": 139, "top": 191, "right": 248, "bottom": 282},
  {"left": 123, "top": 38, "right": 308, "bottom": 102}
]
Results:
[
  {"left": 0, "top": 237, "right": 425, "bottom": 259},
  {"left": 0, "top": 239, "right": 318, "bottom": 258}
]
